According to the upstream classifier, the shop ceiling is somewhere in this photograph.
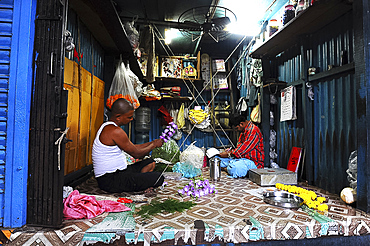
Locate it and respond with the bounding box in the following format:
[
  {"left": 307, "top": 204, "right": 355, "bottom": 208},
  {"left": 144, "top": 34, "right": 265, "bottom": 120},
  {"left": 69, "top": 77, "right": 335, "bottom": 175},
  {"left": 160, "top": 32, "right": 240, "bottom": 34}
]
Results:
[
  {"left": 115, "top": 0, "right": 283, "bottom": 57},
  {"left": 70, "top": 0, "right": 284, "bottom": 57}
]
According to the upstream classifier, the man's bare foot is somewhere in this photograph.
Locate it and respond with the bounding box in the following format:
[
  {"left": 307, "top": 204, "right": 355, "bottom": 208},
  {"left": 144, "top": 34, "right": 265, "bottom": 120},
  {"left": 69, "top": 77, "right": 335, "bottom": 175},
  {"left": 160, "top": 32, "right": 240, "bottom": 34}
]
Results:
[
  {"left": 144, "top": 187, "right": 153, "bottom": 193},
  {"left": 144, "top": 187, "right": 156, "bottom": 197}
]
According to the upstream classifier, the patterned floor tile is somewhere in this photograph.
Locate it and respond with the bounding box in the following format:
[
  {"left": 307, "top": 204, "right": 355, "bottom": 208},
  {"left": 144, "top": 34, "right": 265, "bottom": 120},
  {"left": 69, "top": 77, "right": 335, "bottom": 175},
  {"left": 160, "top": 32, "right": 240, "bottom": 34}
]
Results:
[{"left": 4, "top": 167, "right": 370, "bottom": 245}]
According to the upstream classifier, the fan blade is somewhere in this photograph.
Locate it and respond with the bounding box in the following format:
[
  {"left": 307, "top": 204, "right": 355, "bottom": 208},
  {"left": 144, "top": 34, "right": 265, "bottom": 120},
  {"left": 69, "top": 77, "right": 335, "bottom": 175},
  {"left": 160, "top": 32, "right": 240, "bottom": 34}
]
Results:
[
  {"left": 211, "top": 17, "right": 231, "bottom": 28},
  {"left": 179, "top": 20, "right": 202, "bottom": 31}
]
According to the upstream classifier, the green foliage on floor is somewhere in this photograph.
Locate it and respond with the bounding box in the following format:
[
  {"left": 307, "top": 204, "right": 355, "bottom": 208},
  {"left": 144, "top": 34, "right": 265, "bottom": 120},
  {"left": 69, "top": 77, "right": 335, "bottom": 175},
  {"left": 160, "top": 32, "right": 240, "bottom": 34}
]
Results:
[
  {"left": 154, "top": 163, "right": 173, "bottom": 172},
  {"left": 136, "top": 198, "right": 196, "bottom": 218}
]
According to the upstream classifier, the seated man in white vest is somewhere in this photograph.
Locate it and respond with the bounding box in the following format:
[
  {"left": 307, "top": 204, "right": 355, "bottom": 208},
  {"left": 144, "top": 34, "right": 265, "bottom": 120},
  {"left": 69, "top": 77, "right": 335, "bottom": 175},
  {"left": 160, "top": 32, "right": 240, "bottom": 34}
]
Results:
[{"left": 92, "top": 98, "right": 164, "bottom": 193}]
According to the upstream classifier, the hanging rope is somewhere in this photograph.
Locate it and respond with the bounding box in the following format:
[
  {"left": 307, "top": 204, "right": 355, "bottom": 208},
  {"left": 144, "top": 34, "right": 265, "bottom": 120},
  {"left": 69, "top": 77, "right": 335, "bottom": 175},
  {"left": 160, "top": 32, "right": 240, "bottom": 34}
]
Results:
[
  {"left": 151, "top": 24, "right": 253, "bottom": 184},
  {"left": 55, "top": 127, "right": 69, "bottom": 171}
]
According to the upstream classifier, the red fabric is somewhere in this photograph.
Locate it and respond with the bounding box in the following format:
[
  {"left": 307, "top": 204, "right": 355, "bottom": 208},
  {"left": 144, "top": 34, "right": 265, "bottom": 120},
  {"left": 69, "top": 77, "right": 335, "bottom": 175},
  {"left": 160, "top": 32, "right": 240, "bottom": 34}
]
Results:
[
  {"left": 158, "top": 105, "right": 173, "bottom": 124},
  {"left": 73, "top": 48, "right": 83, "bottom": 62},
  {"left": 63, "top": 190, "right": 131, "bottom": 220},
  {"left": 231, "top": 121, "right": 264, "bottom": 168},
  {"left": 73, "top": 47, "right": 80, "bottom": 62}
]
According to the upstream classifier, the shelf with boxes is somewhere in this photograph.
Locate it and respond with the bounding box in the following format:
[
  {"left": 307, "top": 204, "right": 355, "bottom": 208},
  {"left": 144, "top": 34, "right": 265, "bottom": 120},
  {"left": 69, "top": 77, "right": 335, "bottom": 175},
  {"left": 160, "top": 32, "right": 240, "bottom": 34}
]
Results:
[
  {"left": 250, "top": 0, "right": 353, "bottom": 59},
  {"left": 139, "top": 53, "right": 202, "bottom": 102},
  {"left": 200, "top": 53, "right": 236, "bottom": 146},
  {"left": 139, "top": 54, "right": 200, "bottom": 80}
]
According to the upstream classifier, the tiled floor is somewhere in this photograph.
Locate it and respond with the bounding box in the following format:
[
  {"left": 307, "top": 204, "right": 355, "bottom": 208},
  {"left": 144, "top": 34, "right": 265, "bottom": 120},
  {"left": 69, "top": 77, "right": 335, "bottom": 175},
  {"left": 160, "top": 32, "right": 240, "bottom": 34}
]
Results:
[{"left": 5, "top": 168, "right": 370, "bottom": 245}]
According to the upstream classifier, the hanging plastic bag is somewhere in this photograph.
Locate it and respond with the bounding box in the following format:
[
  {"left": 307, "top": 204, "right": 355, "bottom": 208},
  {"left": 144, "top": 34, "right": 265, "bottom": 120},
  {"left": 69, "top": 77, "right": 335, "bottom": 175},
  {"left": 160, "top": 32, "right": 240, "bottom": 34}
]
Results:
[
  {"left": 188, "top": 108, "right": 210, "bottom": 129},
  {"left": 169, "top": 103, "right": 178, "bottom": 125},
  {"left": 236, "top": 97, "right": 248, "bottom": 115},
  {"left": 172, "top": 129, "right": 182, "bottom": 141},
  {"left": 346, "top": 150, "right": 357, "bottom": 190},
  {"left": 251, "top": 105, "right": 261, "bottom": 123},
  {"left": 124, "top": 20, "right": 139, "bottom": 50},
  {"left": 176, "top": 103, "right": 185, "bottom": 129},
  {"left": 106, "top": 60, "right": 140, "bottom": 109},
  {"left": 125, "top": 64, "right": 143, "bottom": 98},
  {"left": 215, "top": 102, "right": 230, "bottom": 128},
  {"left": 251, "top": 93, "right": 261, "bottom": 123},
  {"left": 180, "top": 142, "right": 204, "bottom": 169}
]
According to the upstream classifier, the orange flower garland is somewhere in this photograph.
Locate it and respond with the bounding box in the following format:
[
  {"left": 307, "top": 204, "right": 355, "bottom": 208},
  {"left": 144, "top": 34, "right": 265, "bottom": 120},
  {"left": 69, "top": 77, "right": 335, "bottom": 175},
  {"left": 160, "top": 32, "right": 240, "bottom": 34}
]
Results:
[{"left": 106, "top": 94, "right": 140, "bottom": 109}]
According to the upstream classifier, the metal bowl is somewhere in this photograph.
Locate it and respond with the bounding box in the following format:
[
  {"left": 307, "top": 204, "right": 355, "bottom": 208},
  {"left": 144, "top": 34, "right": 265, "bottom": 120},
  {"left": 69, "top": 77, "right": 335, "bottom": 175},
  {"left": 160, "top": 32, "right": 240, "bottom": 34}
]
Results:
[{"left": 263, "top": 191, "right": 304, "bottom": 208}]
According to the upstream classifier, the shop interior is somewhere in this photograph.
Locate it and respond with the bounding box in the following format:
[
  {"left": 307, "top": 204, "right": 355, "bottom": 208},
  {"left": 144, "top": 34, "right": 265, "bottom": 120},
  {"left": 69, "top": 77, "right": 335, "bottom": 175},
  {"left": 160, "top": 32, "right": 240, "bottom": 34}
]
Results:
[{"left": 8, "top": 0, "right": 370, "bottom": 245}]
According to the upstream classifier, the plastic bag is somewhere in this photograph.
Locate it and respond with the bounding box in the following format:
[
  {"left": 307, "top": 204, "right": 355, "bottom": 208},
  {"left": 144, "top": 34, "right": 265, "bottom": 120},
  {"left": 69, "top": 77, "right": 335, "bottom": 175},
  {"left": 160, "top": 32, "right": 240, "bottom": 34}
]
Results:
[
  {"left": 126, "top": 66, "right": 143, "bottom": 98},
  {"left": 151, "top": 139, "right": 180, "bottom": 163},
  {"left": 251, "top": 105, "right": 261, "bottom": 123},
  {"left": 251, "top": 93, "right": 261, "bottom": 123},
  {"left": 215, "top": 103, "right": 230, "bottom": 128},
  {"left": 180, "top": 142, "right": 204, "bottom": 169},
  {"left": 124, "top": 21, "right": 139, "bottom": 49},
  {"left": 188, "top": 108, "right": 210, "bottom": 129},
  {"left": 106, "top": 60, "right": 140, "bottom": 109},
  {"left": 176, "top": 103, "right": 185, "bottom": 129},
  {"left": 172, "top": 129, "right": 182, "bottom": 141},
  {"left": 173, "top": 162, "right": 202, "bottom": 178},
  {"left": 346, "top": 150, "right": 357, "bottom": 190},
  {"left": 169, "top": 103, "right": 178, "bottom": 125},
  {"left": 235, "top": 97, "right": 248, "bottom": 115}
]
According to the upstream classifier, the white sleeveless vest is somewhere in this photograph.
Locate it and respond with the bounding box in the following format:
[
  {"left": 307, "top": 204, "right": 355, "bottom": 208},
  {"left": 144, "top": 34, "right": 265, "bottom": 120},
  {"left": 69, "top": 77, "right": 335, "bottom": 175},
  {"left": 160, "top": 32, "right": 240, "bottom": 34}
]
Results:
[{"left": 92, "top": 121, "right": 127, "bottom": 177}]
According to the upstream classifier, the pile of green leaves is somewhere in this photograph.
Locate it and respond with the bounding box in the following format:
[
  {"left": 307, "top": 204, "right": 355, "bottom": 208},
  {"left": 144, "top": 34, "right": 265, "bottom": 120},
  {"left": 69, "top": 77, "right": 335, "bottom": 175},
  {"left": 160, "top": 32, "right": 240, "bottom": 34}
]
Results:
[
  {"left": 153, "top": 163, "right": 173, "bottom": 172},
  {"left": 151, "top": 139, "right": 180, "bottom": 163},
  {"left": 136, "top": 198, "right": 196, "bottom": 219}
]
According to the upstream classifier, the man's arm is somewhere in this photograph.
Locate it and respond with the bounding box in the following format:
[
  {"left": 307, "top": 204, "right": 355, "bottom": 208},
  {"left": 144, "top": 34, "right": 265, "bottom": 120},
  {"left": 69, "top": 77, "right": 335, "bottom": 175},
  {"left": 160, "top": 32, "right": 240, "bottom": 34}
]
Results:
[
  {"left": 104, "top": 125, "right": 163, "bottom": 159},
  {"left": 232, "top": 130, "right": 259, "bottom": 158},
  {"left": 219, "top": 148, "right": 232, "bottom": 158}
]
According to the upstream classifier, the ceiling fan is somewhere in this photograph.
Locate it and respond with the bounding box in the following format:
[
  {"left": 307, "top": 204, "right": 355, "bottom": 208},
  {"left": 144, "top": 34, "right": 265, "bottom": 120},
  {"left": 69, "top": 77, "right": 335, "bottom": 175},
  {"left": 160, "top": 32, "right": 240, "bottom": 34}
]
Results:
[{"left": 178, "top": 5, "right": 237, "bottom": 43}]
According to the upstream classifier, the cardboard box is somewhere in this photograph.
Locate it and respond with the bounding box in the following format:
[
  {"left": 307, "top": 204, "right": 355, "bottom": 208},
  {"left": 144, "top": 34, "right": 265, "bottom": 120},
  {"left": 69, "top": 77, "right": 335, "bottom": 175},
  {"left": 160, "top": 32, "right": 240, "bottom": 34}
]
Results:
[{"left": 249, "top": 168, "right": 297, "bottom": 186}]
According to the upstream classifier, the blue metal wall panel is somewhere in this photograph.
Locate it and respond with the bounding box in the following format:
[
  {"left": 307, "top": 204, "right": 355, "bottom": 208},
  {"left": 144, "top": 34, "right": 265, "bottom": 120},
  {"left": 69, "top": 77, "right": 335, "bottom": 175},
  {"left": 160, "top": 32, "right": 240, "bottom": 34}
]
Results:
[
  {"left": 311, "top": 74, "right": 356, "bottom": 194},
  {"left": 273, "top": 11, "right": 356, "bottom": 195},
  {"left": 66, "top": 8, "right": 105, "bottom": 79},
  {"left": 1, "top": 0, "right": 36, "bottom": 227},
  {"left": 311, "top": 11, "right": 354, "bottom": 73},
  {"left": 0, "top": 0, "right": 13, "bottom": 227}
]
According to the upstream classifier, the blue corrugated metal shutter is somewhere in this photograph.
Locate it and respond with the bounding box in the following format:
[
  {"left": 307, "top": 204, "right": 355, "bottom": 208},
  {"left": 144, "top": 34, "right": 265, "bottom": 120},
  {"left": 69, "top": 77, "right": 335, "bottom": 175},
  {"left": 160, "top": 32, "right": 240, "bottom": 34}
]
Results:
[
  {"left": 0, "top": 0, "right": 13, "bottom": 227},
  {"left": 0, "top": 0, "right": 37, "bottom": 227}
]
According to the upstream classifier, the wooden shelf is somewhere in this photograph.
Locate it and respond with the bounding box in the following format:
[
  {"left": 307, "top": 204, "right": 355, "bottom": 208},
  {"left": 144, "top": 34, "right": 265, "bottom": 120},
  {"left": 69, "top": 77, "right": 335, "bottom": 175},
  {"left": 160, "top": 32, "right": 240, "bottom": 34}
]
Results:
[
  {"left": 214, "top": 109, "right": 232, "bottom": 112},
  {"left": 250, "top": 0, "right": 353, "bottom": 59},
  {"left": 213, "top": 89, "right": 232, "bottom": 93},
  {"left": 140, "top": 96, "right": 193, "bottom": 102},
  {"left": 154, "top": 77, "right": 203, "bottom": 83},
  {"left": 160, "top": 96, "right": 193, "bottom": 101},
  {"left": 308, "top": 62, "right": 355, "bottom": 82},
  {"left": 215, "top": 128, "right": 233, "bottom": 132}
]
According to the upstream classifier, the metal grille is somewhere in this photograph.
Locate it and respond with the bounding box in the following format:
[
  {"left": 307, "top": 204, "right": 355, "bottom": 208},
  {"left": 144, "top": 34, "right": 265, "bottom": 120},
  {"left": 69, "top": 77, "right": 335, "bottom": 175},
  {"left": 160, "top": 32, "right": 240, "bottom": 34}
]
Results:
[{"left": 27, "top": 0, "right": 68, "bottom": 227}]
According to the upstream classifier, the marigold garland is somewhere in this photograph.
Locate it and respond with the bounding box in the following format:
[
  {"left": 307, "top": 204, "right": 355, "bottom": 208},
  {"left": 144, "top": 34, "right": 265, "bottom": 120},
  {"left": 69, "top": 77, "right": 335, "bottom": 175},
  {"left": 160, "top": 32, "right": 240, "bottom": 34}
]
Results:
[
  {"left": 275, "top": 183, "right": 328, "bottom": 212},
  {"left": 106, "top": 94, "right": 140, "bottom": 109}
]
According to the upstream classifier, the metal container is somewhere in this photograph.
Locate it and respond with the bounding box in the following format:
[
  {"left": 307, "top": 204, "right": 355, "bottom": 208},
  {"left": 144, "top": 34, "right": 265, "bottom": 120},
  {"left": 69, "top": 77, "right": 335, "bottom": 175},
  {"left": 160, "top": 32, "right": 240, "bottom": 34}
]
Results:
[
  {"left": 249, "top": 168, "right": 297, "bottom": 186},
  {"left": 263, "top": 191, "right": 304, "bottom": 208},
  {"left": 209, "top": 157, "right": 221, "bottom": 181}
]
